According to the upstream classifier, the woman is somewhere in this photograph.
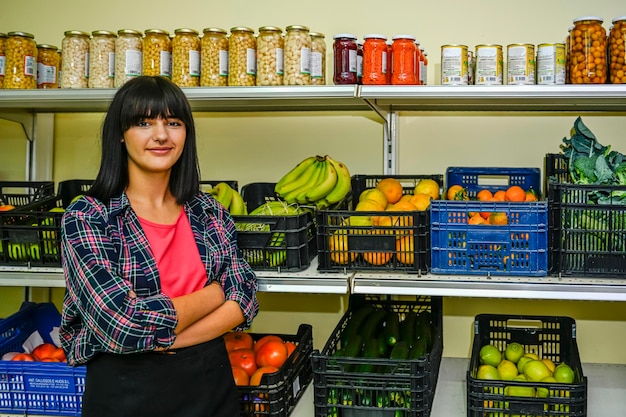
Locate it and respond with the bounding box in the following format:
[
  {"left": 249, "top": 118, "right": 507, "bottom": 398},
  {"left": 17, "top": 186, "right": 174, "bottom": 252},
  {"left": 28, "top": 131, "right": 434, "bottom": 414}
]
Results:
[{"left": 60, "top": 75, "right": 258, "bottom": 417}]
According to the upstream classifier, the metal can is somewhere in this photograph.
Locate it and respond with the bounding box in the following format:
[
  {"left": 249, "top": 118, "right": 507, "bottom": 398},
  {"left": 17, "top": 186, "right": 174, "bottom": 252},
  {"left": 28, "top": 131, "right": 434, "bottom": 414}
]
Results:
[
  {"left": 200, "top": 28, "right": 228, "bottom": 86},
  {"left": 507, "top": 43, "right": 535, "bottom": 85},
  {"left": 61, "top": 30, "right": 89, "bottom": 89},
  {"left": 310, "top": 32, "right": 326, "bottom": 85},
  {"left": 440, "top": 44, "right": 468, "bottom": 85},
  {"left": 5, "top": 31, "right": 37, "bottom": 89},
  {"left": 362, "top": 34, "right": 388, "bottom": 85},
  {"left": 172, "top": 28, "right": 200, "bottom": 87},
  {"left": 36, "top": 44, "right": 60, "bottom": 89},
  {"left": 0, "top": 33, "right": 7, "bottom": 88},
  {"left": 609, "top": 16, "right": 626, "bottom": 83},
  {"left": 228, "top": 27, "right": 256, "bottom": 86},
  {"left": 284, "top": 25, "right": 311, "bottom": 85},
  {"left": 474, "top": 44, "right": 503, "bottom": 85},
  {"left": 536, "top": 43, "right": 566, "bottom": 85},
  {"left": 89, "top": 30, "right": 116, "bottom": 88},
  {"left": 143, "top": 29, "right": 171, "bottom": 78},
  {"left": 569, "top": 17, "right": 607, "bottom": 84},
  {"left": 333, "top": 34, "right": 358, "bottom": 84},
  {"left": 115, "top": 29, "right": 142, "bottom": 88},
  {"left": 256, "top": 26, "right": 283, "bottom": 86}
]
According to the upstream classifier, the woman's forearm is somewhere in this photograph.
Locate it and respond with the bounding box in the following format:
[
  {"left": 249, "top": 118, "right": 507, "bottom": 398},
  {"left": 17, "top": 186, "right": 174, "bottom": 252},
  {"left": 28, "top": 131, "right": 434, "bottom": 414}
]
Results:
[{"left": 170, "top": 281, "right": 225, "bottom": 334}]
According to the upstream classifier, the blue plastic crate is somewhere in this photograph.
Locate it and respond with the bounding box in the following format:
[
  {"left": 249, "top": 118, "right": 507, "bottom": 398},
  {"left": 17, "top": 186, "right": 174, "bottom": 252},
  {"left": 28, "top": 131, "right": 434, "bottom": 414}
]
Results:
[
  {"left": 0, "top": 303, "right": 85, "bottom": 416},
  {"left": 446, "top": 167, "right": 542, "bottom": 198},
  {"left": 430, "top": 200, "right": 548, "bottom": 276}
]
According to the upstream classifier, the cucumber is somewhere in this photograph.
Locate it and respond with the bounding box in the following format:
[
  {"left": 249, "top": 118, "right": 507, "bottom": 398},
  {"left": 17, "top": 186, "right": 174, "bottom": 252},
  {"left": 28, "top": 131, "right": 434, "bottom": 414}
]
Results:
[
  {"left": 389, "top": 341, "right": 409, "bottom": 360},
  {"left": 357, "top": 337, "right": 379, "bottom": 373},
  {"left": 341, "top": 304, "right": 376, "bottom": 346},
  {"left": 341, "top": 334, "right": 363, "bottom": 358},
  {"left": 359, "top": 308, "right": 387, "bottom": 341},
  {"left": 416, "top": 311, "right": 433, "bottom": 351},
  {"left": 377, "top": 334, "right": 389, "bottom": 357},
  {"left": 399, "top": 311, "right": 418, "bottom": 347},
  {"left": 409, "top": 338, "right": 427, "bottom": 359},
  {"left": 382, "top": 310, "right": 401, "bottom": 349}
]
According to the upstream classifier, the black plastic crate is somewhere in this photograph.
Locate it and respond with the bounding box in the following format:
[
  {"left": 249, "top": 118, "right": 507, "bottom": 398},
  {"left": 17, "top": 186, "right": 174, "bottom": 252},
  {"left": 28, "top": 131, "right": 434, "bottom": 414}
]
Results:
[
  {"left": 241, "top": 182, "right": 281, "bottom": 213},
  {"left": 57, "top": 179, "right": 94, "bottom": 208},
  {"left": 0, "top": 181, "right": 55, "bottom": 209},
  {"left": 467, "top": 313, "right": 587, "bottom": 417},
  {"left": 548, "top": 180, "right": 626, "bottom": 277},
  {"left": 544, "top": 153, "right": 571, "bottom": 190},
  {"left": 317, "top": 174, "right": 443, "bottom": 273},
  {"left": 311, "top": 295, "right": 443, "bottom": 417},
  {"left": 239, "top": 324, "right": 313, "bottom": 417}
]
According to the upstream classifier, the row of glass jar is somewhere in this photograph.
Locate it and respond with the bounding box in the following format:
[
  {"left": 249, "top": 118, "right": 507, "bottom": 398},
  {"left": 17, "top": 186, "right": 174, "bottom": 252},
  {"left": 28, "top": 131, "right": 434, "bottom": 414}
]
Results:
[
  {"left": 333, "top": 33, "right": 429, "bottom": 85},
  {"left": 0, "top": 26, "right": 327, "bottom": 89}
]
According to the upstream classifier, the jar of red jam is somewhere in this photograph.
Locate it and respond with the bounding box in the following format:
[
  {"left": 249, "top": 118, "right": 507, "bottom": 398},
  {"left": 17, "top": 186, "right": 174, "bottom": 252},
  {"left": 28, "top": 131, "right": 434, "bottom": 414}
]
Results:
[
  {"left": 362, "top": 34, "right": 388, "bottom": 85},
  {"left": 391, "top": 34, "right": 417, "bottom": 85},
  {"left": 332, "top": 33, "right": 357, "bottom": 84}
]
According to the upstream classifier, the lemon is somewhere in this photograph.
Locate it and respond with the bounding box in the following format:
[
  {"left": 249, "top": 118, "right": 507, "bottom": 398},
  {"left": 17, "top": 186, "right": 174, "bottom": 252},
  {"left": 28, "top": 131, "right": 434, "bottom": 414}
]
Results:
[
  {"left": 477, "top": 364, "right": 500, "bottom": 380},
  {"left": 553, "top": 363, "right": 575, "bottom": 383},
  {"left": 541, "top": 358, "right": 556, "bottom": 373},
  {"left": 497, "top": 359, "right": 518, "bottom": 380},
  {"left": 413, "top": 179, "right": 440, "bottom": 200},
  {"left": 523, "top": 360, "right": 552, "bottom": 382},
  {"left": 504, "top": 342, "right": 524, "bottom": 364},
  {"left": 504, "top": 385, "right": 536, "bottom": 398},
  {"left": 523, "top": 352, "right": 539, "bottom": 360},
  {"left": 479, "top": 344, "right": 502, "bottom": 367},
  {"left": 516, "top": 356, "right": 532, "bottom": 374},
  {"left": 536, "top": 386, "right": 550, "bottom": 398}
]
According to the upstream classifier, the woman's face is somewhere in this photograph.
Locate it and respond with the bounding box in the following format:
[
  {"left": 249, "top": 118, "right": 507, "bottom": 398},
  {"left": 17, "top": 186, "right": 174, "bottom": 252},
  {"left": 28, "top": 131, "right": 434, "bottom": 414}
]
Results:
[{"left": 123, "top": 116, "right": 186, "bottom": 177}]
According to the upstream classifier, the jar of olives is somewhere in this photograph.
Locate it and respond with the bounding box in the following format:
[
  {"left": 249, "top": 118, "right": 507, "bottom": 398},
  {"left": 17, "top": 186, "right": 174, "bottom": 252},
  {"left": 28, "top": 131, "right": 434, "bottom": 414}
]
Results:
[
  {"left": 569, "top": 16, "right": 607, "bottom": 84},
  {"left": 609, "top": 16, "right": 626, "bottom": 83}
]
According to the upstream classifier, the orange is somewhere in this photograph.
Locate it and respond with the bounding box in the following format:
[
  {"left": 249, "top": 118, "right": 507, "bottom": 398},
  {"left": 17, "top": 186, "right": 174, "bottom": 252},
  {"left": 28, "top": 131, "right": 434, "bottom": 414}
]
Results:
[
  {"left": 329, "top": 232, "right": 357, "bottom": 264},
  {"left": 468, "top": 214, "right": 487, "bottom": 225},
  {"left": 524, "top": 190, "right": 538, "bottom": 202},
  {"left": 355, "top": 199, "right": 386, "bottom": 225},
  {"left": 493, "top": 190, "right": 506, "bottom": 201},
  {"left": 488, "top": 212, "right": 508, "bottom": 225},
  {"left": 446, "top": 184, "right": 468, "bottom": 201},
  {"left": 376, "top": 178, "right": 404, "bottom": 204},
  {"left": 505, "top": 185, "right": 526, "bottom": 202},
  {"left": 386, "top": 202, "right": 415, "bottom": 229},
  {"left": 359, "top": 188, "right": 388, "bottom": 208},
  {"left": 395, "top": 235, "right": 414, "bottom": 265},
  {"left": 376, "top": 215, "right": 397, "bottom": 237},
  {"left": 363, "top": 250, "right": 393, "bottom": 266},
  {"left": 413, "top": 178, "right": 440, "bottom": 200},
  {"left": 476, "top": 189, "right": 493, "bottom": 201},
  {"left": 409, "top": 193, "right": 431, "bottom": 211}
]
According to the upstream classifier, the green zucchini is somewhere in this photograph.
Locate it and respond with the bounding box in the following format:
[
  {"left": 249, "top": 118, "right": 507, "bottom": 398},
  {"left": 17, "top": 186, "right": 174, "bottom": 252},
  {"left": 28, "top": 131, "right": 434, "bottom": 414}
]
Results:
[
  {"left": 341, "top": 334, "right": 363, "bottom": 358},
  {"left": 416, "top": 311, "right": 433, "bottom": 351},
  {"left": 357, "top": 338, "right": 380, "bottom": 373},
  {"left": 399, "top": 311, "right": 418, "bottom": 347},
  {"left": 409, "top": 338, "right": 427, "bottom": 359},
  {"left": 341, "top": 304, "right": 376, "bottom": 346},
  {"left": 382, "top": 310, "right": 401, "bottom": 349},
  {"left": 359, "top": 308, "right": 387, "bottom": 341},
  {"left": 389, "top": 341, "right": 410, "bottom": 360}
]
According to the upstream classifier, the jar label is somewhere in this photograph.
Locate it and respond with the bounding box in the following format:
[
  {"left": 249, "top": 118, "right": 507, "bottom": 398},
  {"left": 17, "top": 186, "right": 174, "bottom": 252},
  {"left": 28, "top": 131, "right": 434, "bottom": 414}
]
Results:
[
  {"left": 0, "top": 56, "right": 5, "bottom": 76},
  {"left": 84, "top": 53, "right": 90, "bottom": 78},
  {"left": 246, "top": 48, "right": 256, "bottom": 75},
  {"left": 160, "top": 51, "right": 172, "bottom": 77},
  {"left": 189, "top": 50, "right": 200, "bottom": 76},
  {"left": 125, "top": 50, "right": 142, "bottom": 76},
  {"left": 37, "top": 63, "right": 57, "bottom": 86},
  {"left": 219, "top": 50, "right": 229, "bottom": 76},
  {"left": 348, "top": 49, "right": 357, "bottom": 73},
  {"left": 382, "top": 51, "right": 387, "bottom": 74},
  {"left": 24, "top": 55, "right": 36, "bottom": 76},
  {"left": 300, "top": 47, "right": 311, "bottom": 74},
  {"left": 276, "top": 48, "right": 284, "bottom": 75},
  {"left": 109, "top": 52, "right": 116, "bottom": 78},
  {"left": 310, "top": 51, "right": 322, "bottom": 78}
]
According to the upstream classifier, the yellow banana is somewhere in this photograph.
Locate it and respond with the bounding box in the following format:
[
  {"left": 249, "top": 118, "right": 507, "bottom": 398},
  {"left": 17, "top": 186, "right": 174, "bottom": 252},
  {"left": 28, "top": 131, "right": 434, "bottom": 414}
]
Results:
[
  {"left": 274, "top": 156, "right": 318, "bottom": 195},
  {"left": 304, "top": 158, "right": 338, "bottom": 203},
  {"left": 228, "top": 189, "right": 247, "bottom": 215},
  {"left": 278, "top": 159, "right": 321, "bottom": 201},
  {"left": 293, "top": 160, "right": 325, "bottom": 204},
  {"left": 324, "top": 156, "right": 351, "bottom": 205},
  {"left": 210, "top": 182, "right": 234, "bottom": 210}
]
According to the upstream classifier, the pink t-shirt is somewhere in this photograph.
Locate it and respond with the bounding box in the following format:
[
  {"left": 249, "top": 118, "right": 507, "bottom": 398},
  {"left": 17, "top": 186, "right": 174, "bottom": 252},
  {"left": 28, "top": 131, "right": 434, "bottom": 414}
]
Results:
[{"left": 138, "top": 209, "right": 207, "bottom": 298}]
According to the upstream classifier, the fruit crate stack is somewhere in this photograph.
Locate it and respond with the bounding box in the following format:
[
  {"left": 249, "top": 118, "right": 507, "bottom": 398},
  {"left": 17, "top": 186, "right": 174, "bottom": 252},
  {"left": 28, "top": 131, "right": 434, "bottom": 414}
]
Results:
[
  {"left": 430, "top": 167, "right": 548, "bottom": 276},
  {"left": 316, "top": 174, "right": 443, "bottom": 273},
  {"left": 311, "top": 295, "right": 443, "bottom": 417},
  {"left": 467, "top": 313, "right": 587, "bottom": 417},
  {"left": 0, "top": 303, "right": 86, "bottom": 416},
  {"left": 0, "top": 181, "right": 55, "bottom": 210}
]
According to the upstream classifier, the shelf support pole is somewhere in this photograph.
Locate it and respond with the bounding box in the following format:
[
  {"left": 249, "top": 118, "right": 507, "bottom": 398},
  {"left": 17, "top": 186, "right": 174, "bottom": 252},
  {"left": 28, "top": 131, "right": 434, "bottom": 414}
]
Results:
[
  {"left": 361, "top": 97, "right": 399, "bottom": 175},
  {"left": 26, "top": 113, "right": 55, "bottom": 181}
]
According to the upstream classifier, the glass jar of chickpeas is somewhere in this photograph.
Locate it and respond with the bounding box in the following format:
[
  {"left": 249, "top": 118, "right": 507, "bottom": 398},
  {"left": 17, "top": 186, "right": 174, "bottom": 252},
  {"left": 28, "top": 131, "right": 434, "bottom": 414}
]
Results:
[
  {"left": 256, "top": 26, "right": 283, "bottom": 86},
  {"left": 569, "top": 16, "right": 607, "bottom": 84},
  {"left": 115, "top": 29, "right": 143, "bottom": 88},
  {"left": 5, "top": 31, "right": 37, "bottom": 89},
  {"left": 228, "top": 27, "right": 256, "bottom": 86},
  {"left": 143, "top": 29, "right": 171, "bottom": 78},
  {"left": 609, "top": 16, "right": 626, "bottom": 84},
  {"left": 310, "top": 32, "right": 326, "bottom": 85},
  {"left": 284, "top": 25, "right": 311, "bottom": 85},
  {"left": 36, "top": 44, "right": 60, "bottom": 89},
  {"left": 200, "top": 28, "right": 228, "bottom": 86},
  {"left": 0, "top": 33, "right": 7, "bottom": 88},
  {"left": 61, "top": 30, "right": 89, "bottom": 89},
  {"left": 172, "top": 28, "right": 200, "bottom": 87},
  {"left": 89, "top": 30, "right": 116, "bottom": 88}
]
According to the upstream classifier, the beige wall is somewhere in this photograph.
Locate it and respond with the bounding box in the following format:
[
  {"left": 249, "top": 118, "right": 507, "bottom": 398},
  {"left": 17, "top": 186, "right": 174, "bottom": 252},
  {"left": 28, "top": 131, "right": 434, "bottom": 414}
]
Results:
[{"left": 1, "top": 1, "right": 626, "bottom": 364}]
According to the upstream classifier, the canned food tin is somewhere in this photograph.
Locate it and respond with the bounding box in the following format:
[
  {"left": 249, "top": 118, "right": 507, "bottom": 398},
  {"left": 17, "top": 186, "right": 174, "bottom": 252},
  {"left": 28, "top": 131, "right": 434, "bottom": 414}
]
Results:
[
  {"left": 200, "top": 28, "right": 228, "bottom": 86},
  {"left": 536, "top": 43, "right": 566, "bottom": 85},
  {"left": 0, "top": 33, "right": 7, "bottom": 88},
  {"left": 61, "top": 30, "right": 89, "bottom": 89},
  {"left": 143, "top": 29, "right": 171, "bottom": 78},
  {"left": 115, "top": 29, "right": 143, "bottom": 88},
  {"left": 172, "top": 28, "right": 200, "bottom": 87},
  {"left": 507, "top": 43, "right": 535, "bottom": 85},
  {"left": 89, "top": 30, "right": 116, "bottom": 88},
  {"left": 441, "top": 44, "right": 468, "bottom": 85},
  {"left": 310, "top": 32, "right": 326, "bottom": 85},
  {"left": 36, "top": 44, "right": 60, "bottom": 89},
  {"left": 5, "top": 31, "right": 37, "bottom": 89},
  {"left": 228, "top": 27, "right": 256, "bottom": 86},
  {"left": 284, "top": 25, "right": 311, "bottom": 85},
  {"left": 474, "top": 44, "right": 503, "bottom": 85},
  {"left": 256, "top": 26, "right": 283, "bottom": 86},
  {"left": 609, "top": 16, "right": 626, "bottom": 83},
  {"left": 569, "top": 16, "right": 606, "bottom": 84}
]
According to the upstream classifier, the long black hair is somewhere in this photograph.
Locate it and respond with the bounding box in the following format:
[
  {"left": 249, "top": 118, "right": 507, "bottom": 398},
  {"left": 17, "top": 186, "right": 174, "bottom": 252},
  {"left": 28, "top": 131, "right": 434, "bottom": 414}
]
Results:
[{"left": 88, "top": 76, "right": 200, "bottom": 205}]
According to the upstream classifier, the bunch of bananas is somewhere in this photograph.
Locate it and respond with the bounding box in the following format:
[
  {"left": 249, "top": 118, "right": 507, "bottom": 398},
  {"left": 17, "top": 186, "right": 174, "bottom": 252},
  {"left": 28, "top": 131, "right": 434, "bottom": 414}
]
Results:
[
  {"left": 207, "top": 182, "right": 247, "bottom": 215},
  {"left": 274, "top": 155, "right": 351, "bottom": 208}
]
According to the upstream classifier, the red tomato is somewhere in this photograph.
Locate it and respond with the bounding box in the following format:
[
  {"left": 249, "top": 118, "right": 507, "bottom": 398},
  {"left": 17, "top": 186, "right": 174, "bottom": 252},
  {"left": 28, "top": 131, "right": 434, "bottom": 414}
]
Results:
[
  {"left": 223, "top": 331, "right": 254, "bottom": 352},
  {"left": 284, "top": 341, "right": 297, "bottom": 357},
  {"left": 50, "top": 347, "right": 67, "bottom": 362},
  {"left": 249, "top": 366, "right": 279, "bottom": 386},
  {"left": 231, "top": 365, "right": 250, "bottom": 386},
  {"left": 253, "top": 335, "right": 283, "bottom": 353},
  {"left": 11, "top": 353, "right": 35, "bottom": 361},
  {"left": 32, "top": 343, "right": 57, "bottom": 361},
  {"left": 228, "top": 348, "right": 257, "bottom": 377},
  {"left": 255, "top": 340, "right": 288, "bottom": 368}
]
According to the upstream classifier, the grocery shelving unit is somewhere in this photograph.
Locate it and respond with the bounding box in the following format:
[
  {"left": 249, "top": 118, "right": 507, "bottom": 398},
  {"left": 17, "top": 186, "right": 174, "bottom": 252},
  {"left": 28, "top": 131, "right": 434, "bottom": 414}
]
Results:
[{"left": 2, "top": 84, "right": 626, "bottom": 416}]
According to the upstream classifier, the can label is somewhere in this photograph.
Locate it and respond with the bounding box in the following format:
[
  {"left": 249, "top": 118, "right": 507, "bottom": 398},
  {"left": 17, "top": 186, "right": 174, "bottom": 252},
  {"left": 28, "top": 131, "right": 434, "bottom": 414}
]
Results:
[
  {"left": 537, "top": 43, "right": 565, "bottom": 85},
  {"left": 507, "top": 44, "right": 535, "bottom": 85},
  {"left": 441, "top": 45, "right": 468, "bottom": 85},
  {"left": 475, "top": 44, "right": 503, "bottom": 85}
]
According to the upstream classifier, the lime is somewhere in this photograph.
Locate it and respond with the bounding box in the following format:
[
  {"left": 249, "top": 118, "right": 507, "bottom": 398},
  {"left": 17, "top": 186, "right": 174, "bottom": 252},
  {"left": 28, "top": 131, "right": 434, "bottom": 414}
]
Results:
[
  {"left": 479, "top": 344, "right": 502, "bottom": 367},
  {"left": 523, "top": 360, "right": 552, "bottom": 382},
  {"left": 504, "top": 385, "right": 536, "bottom": 398},
  {"left": 504, "top": 342, "right": 524, "bottom": 364},
  {"left": 477, "top": 364, "right": 500, "bottom": 380},
  {"left": 553, "top": 363, "right": 575, "bottom": 383},
  {"left": 516, "top": 356, "right": 532, "bottom": 374},
  {"left": 497, "top": 359, "right": 518, "bottom": 380},
  {"left": 536, "top": 387, "right": 549, "bottom": 398}
]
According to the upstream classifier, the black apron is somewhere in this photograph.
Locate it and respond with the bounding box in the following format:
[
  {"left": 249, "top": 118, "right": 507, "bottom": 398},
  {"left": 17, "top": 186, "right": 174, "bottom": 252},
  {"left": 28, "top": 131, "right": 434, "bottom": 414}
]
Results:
[{"left": 81, "top": 337, "right": 239, "bottom": 417}]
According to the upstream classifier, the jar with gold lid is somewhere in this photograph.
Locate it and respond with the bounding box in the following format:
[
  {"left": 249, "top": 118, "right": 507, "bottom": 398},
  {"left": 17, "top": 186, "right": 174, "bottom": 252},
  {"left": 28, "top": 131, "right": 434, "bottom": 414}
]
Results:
[
  {"left": 200, "top": 28, "right": 228, "bottom": 86},
  {"left": 0, "top": 33, "right": 8, "bottom": 88},
  {"left": 569, "top": 16, "right": 607, "bottom": 84},
  {"left": 172, "top": 28, "right": 200, "bottom": 87},
  {"left": 89, "top": 30, "right": 116, "bottom": 88},
  {"left": 61, "top": 30, "right": 89, "bottom": 88},
  {"left": 143, "top": 29, "right": 171, "bottom": 78},
  {"left": 310, "top": 32, "right": 326, "bottom": 85},
  {"left": 115, "top": 29, "right": 142, "bottom": 88},
  {"left": 284, "top": 25, "right": 311, "bottom": 85},
  {"left": 256, "top": 26, "right": 283, "bottom": 86},
  {"left": 36, "top": 44, "right": 60, "bottom": 89},
  {"left": 228, "top": 27, "right": 256, "bottom": 86},
  {"left": 5, "top": 31, "right": 37, "bottom": 89},
  {"left": 609, "top": 16, "right": 626, "bottom": 83}
]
